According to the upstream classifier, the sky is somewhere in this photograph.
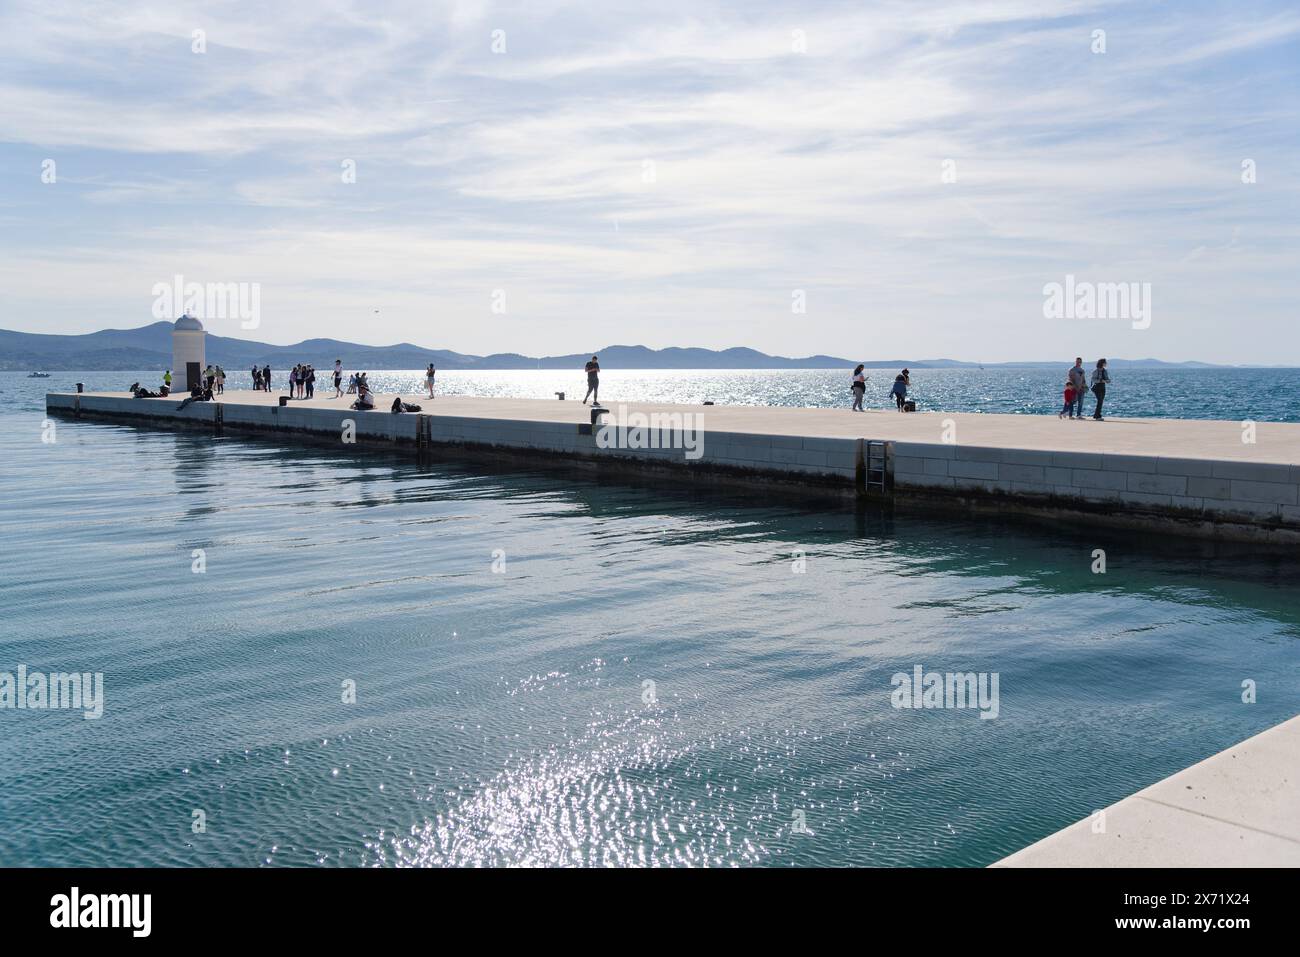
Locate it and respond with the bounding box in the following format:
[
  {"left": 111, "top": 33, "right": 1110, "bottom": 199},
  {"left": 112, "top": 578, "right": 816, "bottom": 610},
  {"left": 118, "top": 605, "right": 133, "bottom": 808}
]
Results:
[{"left": 0, "top": 0, "right": 1297, "bottom": 363}]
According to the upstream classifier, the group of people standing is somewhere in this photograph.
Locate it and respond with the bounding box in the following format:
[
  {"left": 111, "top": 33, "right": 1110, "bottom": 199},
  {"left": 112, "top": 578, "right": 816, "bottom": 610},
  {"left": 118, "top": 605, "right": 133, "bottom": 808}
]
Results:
[
  {"left": 203, "top": 364, "right": 225, "bottom": 395},
  {"left": 287, "top": 363, "right": 318, "bottom": 399},
  {"left": 1060, "top": 357, "right": 1112, "bottom": 421},
  {"left": 850, "top": 365, "right": 911, "bottom": 412},
  {"left": 848, "top": 359, "right": 1114, "bottom": 419},
  {"left": 267, "top": 360, "right": 349, "bottom": 399},
  {"left": 260, "top": 360, "right": 433, "bottom": 404}
]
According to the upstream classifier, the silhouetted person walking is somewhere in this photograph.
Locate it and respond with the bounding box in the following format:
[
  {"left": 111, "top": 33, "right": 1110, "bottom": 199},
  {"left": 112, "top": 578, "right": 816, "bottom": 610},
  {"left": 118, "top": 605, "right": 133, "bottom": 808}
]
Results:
[{"left": 582, "top": 356, "right": 600, "bottom": 405}]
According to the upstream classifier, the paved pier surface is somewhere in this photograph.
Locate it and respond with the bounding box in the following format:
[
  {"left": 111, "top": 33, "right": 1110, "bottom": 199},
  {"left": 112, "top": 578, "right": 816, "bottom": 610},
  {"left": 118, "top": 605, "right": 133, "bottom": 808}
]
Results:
[
  {"left": 61, "top": 389, "right": 1300, "bottom": 463},
  {"left": 48, "top": 390, "right": 1300, "bottom": 540},
  {"left": 995, "top": 715, "right": 1300, "bottom": 867}
]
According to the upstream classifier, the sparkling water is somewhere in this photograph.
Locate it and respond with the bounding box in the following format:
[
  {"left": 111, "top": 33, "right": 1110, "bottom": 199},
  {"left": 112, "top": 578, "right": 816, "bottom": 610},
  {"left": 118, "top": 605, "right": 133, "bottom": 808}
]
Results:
[
  {"left": 19, "top": 366, "right": 1299, "bottom": 422},
  {"left": 1, "top": 371, "right": 1297, "bottom": 866}
]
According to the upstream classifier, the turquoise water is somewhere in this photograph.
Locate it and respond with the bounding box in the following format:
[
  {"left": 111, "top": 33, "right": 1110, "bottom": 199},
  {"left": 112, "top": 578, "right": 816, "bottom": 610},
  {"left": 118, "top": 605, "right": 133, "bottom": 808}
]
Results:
[
  {"left": 1, "top": 372, "right": 1298, "bottom": 867},
  {"left": 23, "top": 366, "right": 1300, "bottom": 421}
]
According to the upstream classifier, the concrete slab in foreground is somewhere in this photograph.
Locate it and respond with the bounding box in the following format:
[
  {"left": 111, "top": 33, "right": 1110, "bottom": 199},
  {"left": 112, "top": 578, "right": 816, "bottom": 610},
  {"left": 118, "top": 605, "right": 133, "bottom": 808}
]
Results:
[{"left": 994, "top": 715, "right": 1300, "bottom": 867}]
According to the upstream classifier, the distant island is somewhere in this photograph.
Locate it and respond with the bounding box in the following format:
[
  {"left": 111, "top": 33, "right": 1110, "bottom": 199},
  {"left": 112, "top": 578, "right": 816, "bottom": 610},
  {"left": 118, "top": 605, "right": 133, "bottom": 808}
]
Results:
[{"left": 0, "top": 321, "right": 1269, "bottom": 372}]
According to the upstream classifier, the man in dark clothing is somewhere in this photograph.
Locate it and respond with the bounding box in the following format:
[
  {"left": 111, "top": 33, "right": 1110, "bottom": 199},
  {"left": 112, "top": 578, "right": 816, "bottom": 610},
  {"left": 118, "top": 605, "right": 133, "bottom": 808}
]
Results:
[
  {"left": 582, "top": 356, "right": 600, "bottom": 405},
  {"left": 1068, "top": 357, "right": 1087, "bottom": 419}
]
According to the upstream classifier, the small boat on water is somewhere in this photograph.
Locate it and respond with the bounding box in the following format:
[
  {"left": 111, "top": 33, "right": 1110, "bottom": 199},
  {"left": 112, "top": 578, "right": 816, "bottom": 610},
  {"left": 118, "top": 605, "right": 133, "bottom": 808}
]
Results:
[{"left": 27, "top": 372, "right": 51, "bottom": 378}]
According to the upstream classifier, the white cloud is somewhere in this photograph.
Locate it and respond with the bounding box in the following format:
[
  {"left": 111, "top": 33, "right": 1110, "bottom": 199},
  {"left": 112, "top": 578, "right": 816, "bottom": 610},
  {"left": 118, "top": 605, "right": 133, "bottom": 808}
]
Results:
[{"left": 0, "top": 0, "right": 1296, "bottom": 362}]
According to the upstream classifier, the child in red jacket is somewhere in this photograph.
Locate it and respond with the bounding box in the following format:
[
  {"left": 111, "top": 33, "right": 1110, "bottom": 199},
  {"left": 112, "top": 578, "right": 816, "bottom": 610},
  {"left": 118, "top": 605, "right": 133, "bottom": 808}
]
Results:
[{"left": 1059, "top": 381, "right": 1076, "bottom": 418}]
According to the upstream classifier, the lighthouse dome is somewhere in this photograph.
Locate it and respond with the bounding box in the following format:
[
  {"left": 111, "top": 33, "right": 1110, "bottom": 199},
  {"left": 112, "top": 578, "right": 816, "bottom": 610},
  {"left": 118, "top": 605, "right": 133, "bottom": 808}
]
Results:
[{"left": 174, "top": 314, "right": 204, "bottom": 331}]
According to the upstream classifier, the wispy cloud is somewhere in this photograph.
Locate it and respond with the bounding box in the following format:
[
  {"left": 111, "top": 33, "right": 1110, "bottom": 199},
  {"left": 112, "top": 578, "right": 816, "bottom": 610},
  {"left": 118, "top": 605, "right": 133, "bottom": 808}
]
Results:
[{"left": 0, "top": 0, "right": 1296, "bottom": 362}]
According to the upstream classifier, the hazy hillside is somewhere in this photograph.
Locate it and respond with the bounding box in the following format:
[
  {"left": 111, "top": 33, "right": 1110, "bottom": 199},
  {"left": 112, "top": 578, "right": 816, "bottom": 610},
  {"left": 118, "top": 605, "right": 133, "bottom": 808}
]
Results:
[
  {"left": 0, "top": 322, "right": 1246, "bottom": 371},
  {"left": 0, "top": 323, "right": 858, "bottom": 371}
]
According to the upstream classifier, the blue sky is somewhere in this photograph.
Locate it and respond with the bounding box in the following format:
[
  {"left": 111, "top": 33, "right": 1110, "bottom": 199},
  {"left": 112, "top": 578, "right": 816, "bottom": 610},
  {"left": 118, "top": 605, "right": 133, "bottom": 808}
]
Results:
[{"left": 0, "top": 0, "right": 1297, "bottom": 362}]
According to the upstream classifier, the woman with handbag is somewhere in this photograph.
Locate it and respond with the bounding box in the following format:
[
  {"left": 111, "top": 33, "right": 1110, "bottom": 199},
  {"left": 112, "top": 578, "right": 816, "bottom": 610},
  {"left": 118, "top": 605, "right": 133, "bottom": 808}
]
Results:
[{"left": 1090, "top": 358, "right": 1111, "bottom": 420}]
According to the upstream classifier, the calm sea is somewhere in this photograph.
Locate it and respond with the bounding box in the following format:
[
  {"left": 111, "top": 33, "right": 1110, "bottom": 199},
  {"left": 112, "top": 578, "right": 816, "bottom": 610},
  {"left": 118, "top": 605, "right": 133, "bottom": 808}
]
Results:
[
  {"left": 15, "top": 366, "right": 1299, "bottom": 421},
  {"left": 1, "top": 370, "right": 1297, "bottom": 867}
]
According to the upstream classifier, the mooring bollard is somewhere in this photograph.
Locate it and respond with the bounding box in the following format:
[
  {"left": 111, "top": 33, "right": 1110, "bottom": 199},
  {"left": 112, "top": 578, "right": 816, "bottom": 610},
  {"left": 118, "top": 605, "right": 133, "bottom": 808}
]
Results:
[
  {"left": 555, "top": 392, "right": 565, "bottom": 401},
  {"left": 590, "top": 406, "right": 609, "bottom": 426},
  {"left": 279, "top": 396, "right": 289, "bottom": 407},
  {"left": 76, "top": 383, "right": 83, "bottom": 394}
]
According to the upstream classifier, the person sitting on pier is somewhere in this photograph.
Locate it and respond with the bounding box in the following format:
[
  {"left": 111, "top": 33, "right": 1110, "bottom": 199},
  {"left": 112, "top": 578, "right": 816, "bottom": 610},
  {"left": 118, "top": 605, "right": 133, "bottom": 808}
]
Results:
[
  {"left": 127, "top": 380, "right": 166, "bottom": 398},
  {"left": 352, "top": 381, "right": 375, "bottom": 411},
  {"left": 175, "top": 382, "right": 212, "bottom": 410}
]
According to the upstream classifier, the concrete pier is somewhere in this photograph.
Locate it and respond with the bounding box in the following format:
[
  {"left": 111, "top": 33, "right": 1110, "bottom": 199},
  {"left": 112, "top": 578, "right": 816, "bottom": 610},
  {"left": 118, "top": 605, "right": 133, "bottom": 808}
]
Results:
[
  {"left": 994, "top": 714, "right": 1300, "bottom": 867},
  {"left": 46, "top": 390, "right": 1300, "bottom": 542}
]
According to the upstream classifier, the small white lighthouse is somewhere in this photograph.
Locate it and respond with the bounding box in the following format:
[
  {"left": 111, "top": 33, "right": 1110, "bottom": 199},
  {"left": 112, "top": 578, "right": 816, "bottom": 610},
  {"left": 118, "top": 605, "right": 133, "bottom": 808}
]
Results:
[{"left": 171, "top": 314, "right": 206, "bottom": 392}]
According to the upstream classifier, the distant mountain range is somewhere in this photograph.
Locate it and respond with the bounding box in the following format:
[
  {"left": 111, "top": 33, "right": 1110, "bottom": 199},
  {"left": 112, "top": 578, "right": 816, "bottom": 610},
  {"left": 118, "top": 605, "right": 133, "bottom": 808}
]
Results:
[{"left": 0, "top": 322, "right": 1268, "bottom": 371}]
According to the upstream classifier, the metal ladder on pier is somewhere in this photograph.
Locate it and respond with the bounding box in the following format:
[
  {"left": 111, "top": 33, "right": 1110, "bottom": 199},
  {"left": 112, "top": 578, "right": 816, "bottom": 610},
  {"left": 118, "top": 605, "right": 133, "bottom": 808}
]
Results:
[{"left": 863, "top": 439, "right": 889, "bottom": 494}]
